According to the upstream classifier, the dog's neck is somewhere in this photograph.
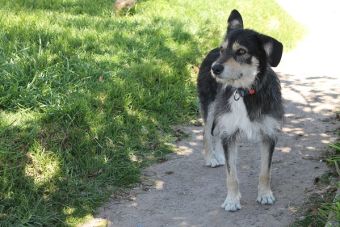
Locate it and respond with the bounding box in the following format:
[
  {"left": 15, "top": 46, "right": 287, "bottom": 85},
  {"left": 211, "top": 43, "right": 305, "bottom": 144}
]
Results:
[
  {"left": 248, "top": 66, "right": 270, "bottom": 94},
  {"left": 233, "top": 87, "right": 256, "bottom": 101}
]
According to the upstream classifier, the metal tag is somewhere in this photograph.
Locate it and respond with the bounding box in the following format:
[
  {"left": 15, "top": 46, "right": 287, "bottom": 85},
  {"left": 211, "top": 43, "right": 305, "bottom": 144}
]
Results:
[{"left": 233, "top": 90, "right": 240, "bottom": 101}]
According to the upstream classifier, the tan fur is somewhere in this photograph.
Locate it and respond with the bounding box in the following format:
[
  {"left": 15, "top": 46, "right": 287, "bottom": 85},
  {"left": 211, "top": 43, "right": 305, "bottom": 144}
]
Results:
[
  {"left": 256, "top": 141, "right": 275, "bottom": 204},
  {"left": 221, "top": 41, "right": 229, "bottom": 49},
  {"left": 232, "top": 42, "right": 247, "bottom": 52},
  {"left": 224, "top": 58, "right": 240, "bottom": 68}
]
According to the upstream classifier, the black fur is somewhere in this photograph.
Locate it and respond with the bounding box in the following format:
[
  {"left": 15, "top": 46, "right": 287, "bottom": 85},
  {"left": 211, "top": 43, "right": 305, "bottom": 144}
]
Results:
[
  {"left": 222, "top": 130, "right": 239, "bottom": 173},
  {"left": 259, "top": 34, "right": 283, "bottom": 67},
  {"left": 225, "top": 9, "right": 243, "bottom": 38},
  {"left": 197, "top": 48, "right": 220, "bottom": 122},
  {"left": 222, "top": 140, "right": 231, "bottom": 173},
  {"left": 243, "top": 67, "right": 283, "bottom": 121},
  {"left": 262, "top": 136, "right": 277, "bottom": 169}
]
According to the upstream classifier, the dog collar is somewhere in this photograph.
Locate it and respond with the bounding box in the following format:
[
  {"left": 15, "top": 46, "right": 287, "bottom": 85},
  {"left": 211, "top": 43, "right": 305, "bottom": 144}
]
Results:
[{"left": 233, "top": 88, "right": 256, "bottom": 101}]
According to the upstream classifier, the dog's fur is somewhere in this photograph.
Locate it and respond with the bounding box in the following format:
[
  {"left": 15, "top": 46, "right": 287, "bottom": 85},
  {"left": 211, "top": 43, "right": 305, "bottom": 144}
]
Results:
[{"left": 197, "top": 10, "right": 284, "bottom": 211}]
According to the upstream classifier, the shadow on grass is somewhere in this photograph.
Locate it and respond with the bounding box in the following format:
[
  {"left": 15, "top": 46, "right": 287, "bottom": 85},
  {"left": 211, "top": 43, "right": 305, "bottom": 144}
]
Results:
[{"left": 0, "top": 10, "right": 202, "bottom": 227}]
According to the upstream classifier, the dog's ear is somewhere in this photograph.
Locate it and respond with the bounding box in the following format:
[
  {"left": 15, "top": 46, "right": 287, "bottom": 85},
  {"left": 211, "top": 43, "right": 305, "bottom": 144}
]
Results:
[
  {"left": 226, "top": 9, "right": 243, "bottom": 36},
  {"left": 259, "top": 34, "right": 283, "bottom": 67}
]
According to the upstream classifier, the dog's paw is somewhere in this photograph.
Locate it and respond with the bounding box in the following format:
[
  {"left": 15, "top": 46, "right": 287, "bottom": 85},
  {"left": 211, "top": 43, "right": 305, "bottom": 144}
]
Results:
[
  {"left": 221, "top": 196, "right": 241, "bottom": 211},
  {"left": 257, "top": 191, "right": 275, "bottom": 205},
  {"left": 205, "top": 152, "right": 225, "bottom": 168}
]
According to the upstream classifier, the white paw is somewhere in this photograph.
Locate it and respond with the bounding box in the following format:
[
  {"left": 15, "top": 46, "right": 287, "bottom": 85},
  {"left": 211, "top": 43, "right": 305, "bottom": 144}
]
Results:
[
  {"left": 205, "top": 152, "right": 225, "bottom": 167},
  {"left": 221, "top": 196, "right": 241, "bottom": 211},
  {"left": 257, "top": 191, "right": 275, "bottom": 205}
]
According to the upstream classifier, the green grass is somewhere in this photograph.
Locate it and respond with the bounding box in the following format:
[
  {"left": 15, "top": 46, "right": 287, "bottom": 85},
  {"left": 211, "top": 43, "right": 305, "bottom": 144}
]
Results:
[
  {"left": 0, "top": 0, "right": 303, "bottom": 225},
  {"left": 292, "top": 140, "right": 340, "bottom": 226},
  {"left": 328, "top": 143, "right": 340, "bottom": 176},
  {"left": 323, "top": 142, "right": 340, "bottom": 225},
  {"left": 291, "top": 173, "right": 338, "bottom": 227}
]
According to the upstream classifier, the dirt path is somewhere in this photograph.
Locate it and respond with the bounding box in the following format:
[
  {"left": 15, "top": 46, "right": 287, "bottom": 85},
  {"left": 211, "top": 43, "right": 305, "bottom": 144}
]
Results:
[{"left": 86, "top": 1, "right": 339, "bottom": 226}]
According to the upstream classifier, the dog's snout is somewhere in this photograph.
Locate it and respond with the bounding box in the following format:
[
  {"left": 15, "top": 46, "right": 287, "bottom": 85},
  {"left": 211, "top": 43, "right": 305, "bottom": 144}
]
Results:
[{"left": 212, "top": 64, "right": 224, "bottom": 75}]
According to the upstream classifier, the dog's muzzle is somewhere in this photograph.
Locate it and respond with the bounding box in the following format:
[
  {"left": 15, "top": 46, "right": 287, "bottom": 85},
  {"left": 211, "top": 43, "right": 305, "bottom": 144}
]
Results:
[{"left": 211, "top": 63, "right": 224, "bottom": 76}]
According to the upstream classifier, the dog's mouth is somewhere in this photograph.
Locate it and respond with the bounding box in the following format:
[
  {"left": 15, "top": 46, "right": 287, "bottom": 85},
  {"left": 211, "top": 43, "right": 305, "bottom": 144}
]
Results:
[
  {"left": 212, "top": 70, "right": 258, "bottom": 89},
  {"left": 211, "top": 70, "right": 243, "bottom": 82},
  {"left": 211, "top": 64, "right": 244, "bottom": 81}
]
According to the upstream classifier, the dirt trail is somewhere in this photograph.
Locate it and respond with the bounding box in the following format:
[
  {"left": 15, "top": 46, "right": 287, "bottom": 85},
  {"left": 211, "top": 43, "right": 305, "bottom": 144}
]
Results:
[{"left": 87, "top": 1, "right": 340, "bottom": 226}]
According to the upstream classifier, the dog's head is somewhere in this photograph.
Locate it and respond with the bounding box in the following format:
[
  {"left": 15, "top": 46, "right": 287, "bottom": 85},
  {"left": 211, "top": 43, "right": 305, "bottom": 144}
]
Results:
[{"left": 211, "top": 10, "right": 283, "bottom": 88}]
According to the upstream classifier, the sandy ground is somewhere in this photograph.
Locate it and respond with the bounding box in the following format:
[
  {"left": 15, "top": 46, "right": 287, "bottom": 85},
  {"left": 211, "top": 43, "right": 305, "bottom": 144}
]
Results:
[{"left": 85, "top": 1, "right": 340, "bottom": 226}]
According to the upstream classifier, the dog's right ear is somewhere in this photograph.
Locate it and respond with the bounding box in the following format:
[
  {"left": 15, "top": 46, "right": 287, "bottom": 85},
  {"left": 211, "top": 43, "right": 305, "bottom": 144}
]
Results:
[
  {"left": 225, "top": 9, "right": 243, "bottom": 38},
  {"left": 259, "top": 34, "right": 283, "bottom": 67}
]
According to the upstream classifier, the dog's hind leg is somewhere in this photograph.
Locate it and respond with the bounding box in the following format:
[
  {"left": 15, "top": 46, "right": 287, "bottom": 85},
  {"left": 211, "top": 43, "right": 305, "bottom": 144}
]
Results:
[
  {"left": 257, "top": 136, "right": 276, "bottom": 205},
  {"left": 203, "top": 103, "right": 225, "bottom": 167},
  {"left": 221, "top": 134, "right": 241, "bottom": 211}
]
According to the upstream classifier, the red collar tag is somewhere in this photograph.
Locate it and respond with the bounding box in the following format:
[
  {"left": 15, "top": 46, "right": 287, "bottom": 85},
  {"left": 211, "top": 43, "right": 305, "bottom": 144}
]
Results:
[{"left": 248, "top": 89, "right": 256, "bottom": 95}]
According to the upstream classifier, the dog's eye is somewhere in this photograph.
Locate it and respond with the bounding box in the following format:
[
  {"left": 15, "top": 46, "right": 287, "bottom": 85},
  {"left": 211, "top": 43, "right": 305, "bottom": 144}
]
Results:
[{"left": 236, "top": 48, "right": 246, "bottom": 56}]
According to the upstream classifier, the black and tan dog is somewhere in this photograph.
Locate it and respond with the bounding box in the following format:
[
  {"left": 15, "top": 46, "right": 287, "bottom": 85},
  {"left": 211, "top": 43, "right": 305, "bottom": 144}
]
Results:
[{"left": 197, "top": 9, "right": 283, "bottom": 211}]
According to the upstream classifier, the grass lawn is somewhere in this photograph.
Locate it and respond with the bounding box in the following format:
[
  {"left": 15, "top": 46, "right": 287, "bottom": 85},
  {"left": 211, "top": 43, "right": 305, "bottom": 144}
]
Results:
[{"left": 0, "top": 0, "right": 303, "bottom": 225}]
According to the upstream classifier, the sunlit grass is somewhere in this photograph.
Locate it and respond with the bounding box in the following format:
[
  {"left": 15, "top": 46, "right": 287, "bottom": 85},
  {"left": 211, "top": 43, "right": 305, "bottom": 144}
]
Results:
[
  {"left": 24, "top": 142, "right": 61, "bottom": 186},
  {"left": 0, "top": 0, "right": 304, "bottom": 225}
]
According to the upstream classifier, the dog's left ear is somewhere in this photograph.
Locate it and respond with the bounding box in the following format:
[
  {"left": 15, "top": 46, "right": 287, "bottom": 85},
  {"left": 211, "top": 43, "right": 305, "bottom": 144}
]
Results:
[
  {"left": 259, "top": 34, "right": 283, "bottom": 67},
  {"left": 225, "top": 9, "right": 243, "bottom": 38}
]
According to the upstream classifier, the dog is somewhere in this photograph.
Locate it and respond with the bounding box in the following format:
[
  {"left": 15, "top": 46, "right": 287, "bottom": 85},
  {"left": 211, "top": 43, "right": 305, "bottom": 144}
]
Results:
[{"left": 197, "top": 9, "right": 283, "bottom": 211}]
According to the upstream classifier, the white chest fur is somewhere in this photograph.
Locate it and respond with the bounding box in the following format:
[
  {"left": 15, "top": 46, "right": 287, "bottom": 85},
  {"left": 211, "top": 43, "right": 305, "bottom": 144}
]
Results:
[{"left": 215, "top": 97, "right": 280, "bottom": 141}]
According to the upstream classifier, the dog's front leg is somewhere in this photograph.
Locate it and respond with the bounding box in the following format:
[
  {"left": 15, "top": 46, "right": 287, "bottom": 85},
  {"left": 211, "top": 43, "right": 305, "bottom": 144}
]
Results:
[
  {"left": 203, "top": 104, "right": 225, "bottom": 167},
  {"left": 221, "top": 135, "right": 241, "bottom": 211},
  {"left": 257, "top": 136, "right": 276, "bottom": 205}
]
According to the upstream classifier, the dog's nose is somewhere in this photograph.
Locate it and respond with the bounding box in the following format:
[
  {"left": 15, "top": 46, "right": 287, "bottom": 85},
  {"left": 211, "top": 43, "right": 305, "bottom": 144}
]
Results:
[{"left": 212, "top": 64, "right": 224, "bottom": 75}]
